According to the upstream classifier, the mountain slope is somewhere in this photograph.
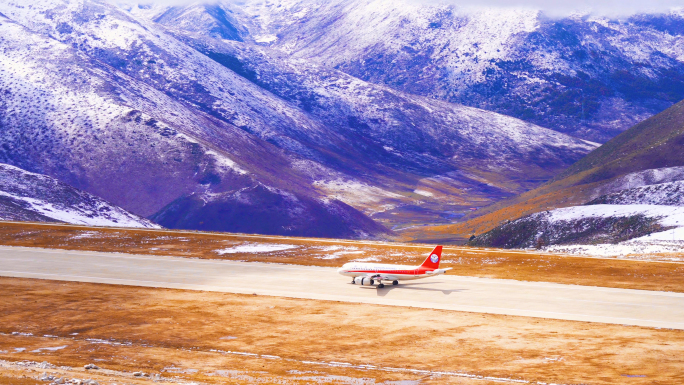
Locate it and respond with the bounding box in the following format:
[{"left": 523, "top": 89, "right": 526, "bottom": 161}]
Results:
[
  {"left": 587, "top": 181, "right": 684, "bottom": 206},
  {"left": 0, "top": 0, "right": 598, "bottom": 236},
  {"left": 223, "top": 0, "right": 684, "bottom": 142},
  {"left": 0, "top": 3, "right": 388, "bottom": 238},
  {"left": 468, "top": 204, "right": 680, "bottom": 249},
  {"left": 417, "top": 98, "right": 684, "bottom": 243},
  {"left": 163, "top": 24, "right": 598, "bottom": 228},
  {"left": 0, "top": 163, "right": 158, "bottom": 228}
]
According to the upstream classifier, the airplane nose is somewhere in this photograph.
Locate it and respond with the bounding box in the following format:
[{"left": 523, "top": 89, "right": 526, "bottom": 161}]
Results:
[{"left": 337, "top": 268, "right": 345, "bottom": 275}]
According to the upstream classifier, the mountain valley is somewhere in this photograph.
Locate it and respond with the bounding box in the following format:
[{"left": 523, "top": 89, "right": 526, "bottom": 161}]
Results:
[
  {"left": 461, "top": 99, "right": 684, "bottom": 254},
  {"left": 0, "top": 0, "right": 602, "bottom": 237}
]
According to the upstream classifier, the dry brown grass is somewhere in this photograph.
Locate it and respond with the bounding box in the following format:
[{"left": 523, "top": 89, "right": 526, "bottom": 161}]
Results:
[
  {"left": 1, "top": 277, "right": 682, "bottom": 385},
  {"left": 2, "top": 221, "right": 684, "bottom": 293}
]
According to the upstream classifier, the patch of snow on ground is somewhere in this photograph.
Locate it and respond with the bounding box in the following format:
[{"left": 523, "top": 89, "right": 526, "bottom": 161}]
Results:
[
  {"left": 315, "top": 246, "right": 365, "bottom": 259},
  {"left": 254, "top": 34, "right": 278, "bottom": 44},
  {"left": 216, "top": 243, "right": 299, "bottom": 254},
  {"left": 594, "top": 166, "right": 684, "bottom": 197},
  {"left": 315, "top": 255, "right": 342, "bottom": 260},
  {"left": 315, "top": 245, "right": 344, "bottom": 251},
  {"left": 204, "top": 150, "right": 248, "bottom": 175},
  {"left": 538, "top": 204, "right": 684, "bottom": 260},
  {"left": 70, "top": 231, "right": 100, "bottom": 240},
  {"left": 413, "top": 189, "right": 434, "bottom": 197},
  {"left": 30, "top": 346, "right": 68, "bottom": 353},
  {"left": 633, "top": 226, "right": 684, "bottom": 242},
  {"left": 547, "top": 204, "right": 684, "bottom": 224},
  {"left": 546, "top": 242, "right": 684, "bottom": 261},
  {"left": 313, "top": 179, "right": 402, "bottom": 207},
  {"left": 352, "top": 256, "right": 382, "bottom": 262},
  {"left": 589, "top": 180, "right": 684, "bottom": 206}
]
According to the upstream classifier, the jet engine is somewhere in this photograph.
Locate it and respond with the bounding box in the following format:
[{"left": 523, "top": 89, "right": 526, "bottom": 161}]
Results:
[{"left": 354, "top": 276, "right": 374, "bottom": 286}]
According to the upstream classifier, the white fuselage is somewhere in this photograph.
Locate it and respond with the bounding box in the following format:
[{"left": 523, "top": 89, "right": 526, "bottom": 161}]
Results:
[{"left": 337, "top": 262, "right": 449, "bottom": 282}]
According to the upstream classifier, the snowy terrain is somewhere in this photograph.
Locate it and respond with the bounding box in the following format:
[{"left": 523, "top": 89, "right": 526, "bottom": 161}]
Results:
[
  {"left": 543, "top": 204, "right": 684, "bottom": 260},
  {"left": 546, "top": 240, "right": 684, "bottom": 261},
  {"left": 546, "top": 205, "right": 684, "bottom": 227},
  {"left": 0, "top": 163, "right": 158, "bottom": 228},
  {"left": 216, "top": 243, "right": 299, "bottom": 254},
  {"left": 470, "top": 203, "right": 684, "bottom": 253},
  {"left": 588, "top": 181, "right": 684, "bottom": 206},
  {"left": 0, "top": 0, "right": 599, "bottom": 235},
  {"left": 591, "top": 167, "right": 684, "bottom": 199},
  {"left": 213, "top": 0, "right": 684, "bottom": 142}
]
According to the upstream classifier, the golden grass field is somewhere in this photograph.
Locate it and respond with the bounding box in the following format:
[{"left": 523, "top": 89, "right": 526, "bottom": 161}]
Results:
[
  {"left": 1, "top": 221, "right": 683, "bottom": 292},
  {"left": 1, "top": 277, "right": 683, "bottom": 385},
  {"left": 1, "top": 221, "right": 683, "bottom": 384}
]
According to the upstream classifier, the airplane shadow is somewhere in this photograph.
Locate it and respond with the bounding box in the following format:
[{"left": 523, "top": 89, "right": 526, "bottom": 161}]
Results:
[{"left": 355, "top": 281, "right": 467, "bottom": 297}]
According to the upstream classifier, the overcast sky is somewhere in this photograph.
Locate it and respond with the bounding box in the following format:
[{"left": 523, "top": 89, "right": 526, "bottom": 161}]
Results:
[{"left": 119, "top": 0, "right": 684, "bottom": 18}]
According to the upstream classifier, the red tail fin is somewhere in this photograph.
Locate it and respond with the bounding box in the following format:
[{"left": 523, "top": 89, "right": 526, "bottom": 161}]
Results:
[{"left": 420, "top": 246, "right": 442, "bottom": 270}]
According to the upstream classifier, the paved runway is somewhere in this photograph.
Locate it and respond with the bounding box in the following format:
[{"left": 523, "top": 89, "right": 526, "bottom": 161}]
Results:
[{"left": 0, "top": 246, "right": 683, "bottom": 329}]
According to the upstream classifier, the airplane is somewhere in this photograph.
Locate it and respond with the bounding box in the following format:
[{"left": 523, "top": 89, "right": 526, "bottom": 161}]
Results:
[{"left": 337, "top": 245, "right": 451, "bottom": 288}]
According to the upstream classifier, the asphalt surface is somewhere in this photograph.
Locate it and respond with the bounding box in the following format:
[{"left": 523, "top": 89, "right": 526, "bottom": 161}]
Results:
[{"left": 1, "top": 246, "right": 683, "bottom": 329}]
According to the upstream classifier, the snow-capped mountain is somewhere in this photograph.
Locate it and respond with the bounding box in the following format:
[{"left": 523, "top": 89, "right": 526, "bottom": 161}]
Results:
[
  {"left": 0, "top": 0, "right": 597, "bottom": 236},
  {"left": 0, "top": 163, "right": 158, "bottom": 228},
  {"left": 0, "top": 1, "right": 388, "bottom": 238},
  {"left": 191, "top": 0, "right": 684, "bottom": 143}
]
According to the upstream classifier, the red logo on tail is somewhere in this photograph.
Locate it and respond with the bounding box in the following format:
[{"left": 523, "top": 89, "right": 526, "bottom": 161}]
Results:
[{"left": 420, "top": 245, "right": 442, "bottom": 270}]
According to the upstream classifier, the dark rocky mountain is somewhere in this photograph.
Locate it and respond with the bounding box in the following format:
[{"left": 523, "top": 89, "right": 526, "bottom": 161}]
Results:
[
  {"left": 0, "top": 0, "right": 596, "bottom": 237},
  {"left": 200, "top": 0, "right": 684, "bottom": 143},
  {"left": 0, "top": 163, "right": 158, "bottom": 227}
]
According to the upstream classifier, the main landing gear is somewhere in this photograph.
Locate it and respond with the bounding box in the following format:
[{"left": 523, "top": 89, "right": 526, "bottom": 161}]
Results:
[{"left": 377, "top": 280, "right": 399, "bottom": 289}]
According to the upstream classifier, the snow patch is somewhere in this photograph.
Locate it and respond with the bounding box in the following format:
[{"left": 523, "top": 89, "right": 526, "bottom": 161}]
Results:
[
  {"left": 351, "top": 256, "right": 381, "bottom": 262},
  {"left": 546, "top": 204, "right": 684, "bottom": 225},
  {"left": 594, "top": 166, "right": 684, "bottom": 198},
  {"left": 413, "top": 189, "right": 434, "bottom": 197},
  {"left": 205, "top": 150, "right": 248, "bottom": 175},
  {"left": 0, "top": 190, "right": 156, "bottom": 228},
  {"left": 546, "top": 241, "right": 684, "bottom": 261},
  {"left": 254, "top": 34, "right": 278, "bottom": 44},
  {"left": 313, "top": 179, "right": 402, "bottom": 211},
  {"left": 216, "top": 243, "right": 299, "bottom": 254},
  {"left": 30, "top": 346, "right": 68, "bottom": 353}
]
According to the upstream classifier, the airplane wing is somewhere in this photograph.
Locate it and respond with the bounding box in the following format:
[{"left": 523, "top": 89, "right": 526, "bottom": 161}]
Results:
[{"left": 365, "top": 273, "right": 396, "bottom": 281}]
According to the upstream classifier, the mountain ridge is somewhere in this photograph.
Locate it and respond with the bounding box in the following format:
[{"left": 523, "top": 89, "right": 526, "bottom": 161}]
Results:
[
  {"left": 211, "top": 0, "right": 684, "bottom": 142},
  {"left": 0, "top": 0, "right": 598, "bottom": 237}
]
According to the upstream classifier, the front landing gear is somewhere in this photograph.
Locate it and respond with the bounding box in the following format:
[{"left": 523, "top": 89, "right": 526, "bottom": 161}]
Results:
[
  {"left": 377, "top": 283, "right": 385, "bottom": 288},
  {"left": 351, "top": 278, "right": 356, "bottom": 284},
  {"left": 392, "top": 280, "right": 399, "bottom": 286}
]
